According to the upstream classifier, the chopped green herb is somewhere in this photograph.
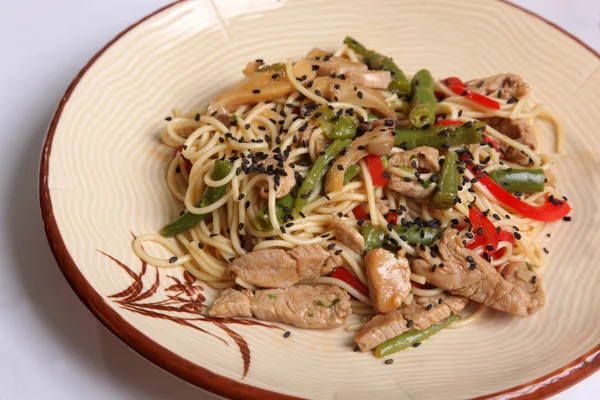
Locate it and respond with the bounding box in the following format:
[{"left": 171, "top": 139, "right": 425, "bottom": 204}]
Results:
[
  {"left": 268, "top": 294, "right": 277, "bottom": 300},
  {"left": 315, "top": 298, "right": 340, "bottom": 308},
  {"left": 308, "top": 312, "right": 315, "bottom": 317}
]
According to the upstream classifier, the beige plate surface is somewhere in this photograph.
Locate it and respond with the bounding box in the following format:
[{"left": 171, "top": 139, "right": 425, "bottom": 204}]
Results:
[{"left": 40, "top": 0, "right": 600, "bottom": 399}]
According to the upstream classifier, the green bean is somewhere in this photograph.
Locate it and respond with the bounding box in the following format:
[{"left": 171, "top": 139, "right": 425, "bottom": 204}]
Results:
[
  {"left": 161, "top": 160, "right": 233, "bottom": 237},
  {"left": 393, "top": 225, "right": 437, "bottom": 245},
  {"left": 394, "top": 121, "right": 486, "bottom": 150},
  {"left": 375, "top": 314, "right": 461, "bottom": 358},
  {"left": 318, "top": 105, "right": 358, "bottom": 140},
  {"left": 431, "top": 152, "right": 459, "bottom": 210},
  {"left": 409, "top": 69, "right": 437, "bottom": 128},
  {"left": 294, "top": 139, "right": 351, "bottom": 213},
  {"left": 488, "top": 168, "right": 545, "bottom": 193},
  {"left": 361, "top": 224, "right": 386, "bottom": 252},
  {"left": 343, "top": 164, "right": 361, "bottom": 184},
  {"left": 344, "top": 36, "right": 410, "bottom": 95},
  {"left": 253, "top": 194, "right": 295, "bottom": 232},
  {"left": 343, "top": 36, "right": 368, "bottom": 55}
]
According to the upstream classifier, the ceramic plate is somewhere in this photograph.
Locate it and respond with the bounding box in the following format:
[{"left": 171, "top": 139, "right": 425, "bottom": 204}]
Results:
[{"left": 40, "top": 0, "right": 600, "bottom": 398}]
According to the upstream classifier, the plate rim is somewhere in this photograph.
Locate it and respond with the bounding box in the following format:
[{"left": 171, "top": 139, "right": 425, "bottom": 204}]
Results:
[{"left": 38, "top": 0, "right": 600, "bottom": 398}]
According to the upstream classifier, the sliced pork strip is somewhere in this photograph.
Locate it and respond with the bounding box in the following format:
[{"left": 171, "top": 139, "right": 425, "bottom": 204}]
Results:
[
  {"left": 410, "top": 229, "right": 545, "bottom": 316},
  {"left": 333, "top": 216, "right": 365, "bottom": 252},
  {"left": 354, "top": 293, "right": 467, "bottom": 351},
  {"left": 209, "top": 284, "right": 352, "bottom": 329}
]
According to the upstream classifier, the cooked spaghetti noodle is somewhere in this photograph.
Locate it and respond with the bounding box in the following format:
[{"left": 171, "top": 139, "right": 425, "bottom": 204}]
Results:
[{"left": 134, "top": 38, "right": 571, "bottom": 356}]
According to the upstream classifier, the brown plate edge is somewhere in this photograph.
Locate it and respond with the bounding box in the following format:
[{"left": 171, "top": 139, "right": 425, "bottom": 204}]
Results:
[{"left": 37, "top": 0, "right": 599, "bottom": 399}]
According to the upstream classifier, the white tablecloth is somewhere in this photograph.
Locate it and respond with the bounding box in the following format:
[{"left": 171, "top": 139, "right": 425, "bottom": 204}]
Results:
[{"left": 0, "top": 1, "right": 597, "bottom": 398}]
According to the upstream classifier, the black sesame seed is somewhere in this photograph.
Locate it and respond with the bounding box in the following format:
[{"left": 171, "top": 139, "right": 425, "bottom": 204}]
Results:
[
  {"left": 327, "top": 243, "right": 336, "bottom": 250},
  {"left": 514, "top": 232, "right": 522, "bottom": 240},
  {"left": 543, "top": 247, "right": 549, "bottom": 254},
  {"left": 413, "top": 342, "right": 422, "bottom": 348},
  {"left": 337, "top": 164, "right": 344, "bottom": 171},
  {"left": 169, "top": 256, "right": 177, "bottom": 263},
  {"left": 165, "top": 116, "right": 172, "bottom": 121},
  {"left": 198, "top": 242, "right": 205, "bottom": 249},
  {"left": 532, "top": 275, "right": 537, "bottom": 284},
  {"left": 283, "top": 331, "right": 291, "bottom": 338},
  {"left": 385, "top": 359, "right": 394, "bottom": 365},
  {"left": 406, "top": 320, "right": 414, "bottom": 328},
  {"left": 468, "top": 263, "right": 477, "bottom": 270},
  {"left": 357, "top": 91, "right": 363, "bottom": 99}
]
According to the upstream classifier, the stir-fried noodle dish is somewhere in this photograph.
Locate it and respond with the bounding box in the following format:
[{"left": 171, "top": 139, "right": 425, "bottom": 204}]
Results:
[{"left": 134, "top": 38, "right": 572, "bottom": 358}]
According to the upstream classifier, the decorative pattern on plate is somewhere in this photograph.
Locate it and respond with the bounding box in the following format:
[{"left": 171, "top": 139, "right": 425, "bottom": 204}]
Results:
[{"left": 98, "top": 235, "right": 282, "bottom": 378}]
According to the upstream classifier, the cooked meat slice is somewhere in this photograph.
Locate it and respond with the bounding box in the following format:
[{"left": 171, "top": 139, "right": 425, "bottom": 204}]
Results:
[
  {"left": 288, "top": 244, "right": 331, "bottom": 280},
  {"left": 306, "top": 48, "right": 331, "bottom": 60},
  {"left": 354, "top": 293, "right": 467, "bottom": 351},
  {"left": 208, "top": 288, "right": 253, "bottom": 318},
  {"left": 345, "top": 70, "right": 392, "bottom": 90},
  {"left": 228, "top": 245, "right": 332, "bottom": 288},
  {"left": 365, "top": 249, "right": 411, "bottom": 313},
  {"left": 501, "top": 262, "right": 545, "bottom": 314},
  {"left": 387, "top": 175, "right": 435, "bottom": 198},
  {"left": 333, "top": 216, "right": 365, "bottom": 252},
  {"left": 484, "top": 117, "right": 536, "bottom": 166},
  {"left": 311, "top": 77, "right": 395, "bottom": 118},
  {"left": 323, "top": 252, "right": 343, "bottom": 274},
  {"left": 365, "top": 127, "right": 395, "bottom": 156},
  {"left": 258, "top": 158, "right": 296, "bottom": 199},
  {"left": 389, "top": 146, "right": 440, "bottom": 172},
  {"left": 229, "top": 249, "right": 298, "bottom": 288},
  {"left": 410, "top": 229, "right": 545, "bottom": 316},
  {"left": 375, "top": 198, "right": 390, "bottom": 216},
  {"left": 309, "top": 57, "right": 368, "bottom": 76},
  {"left": 242, "top": 61, "right": 262, "bottom": 76},
  {"left": 209, "top": 284, "right": 352, "bottom": 329},
  {"left": 465, "top": 73, "right": 529, "bottom": 99},
  {"left": 415, "top": 294, "right": 468, "bottom": 314},
  {"left": 208, "top": 59, "right": 316, "bottom": 115},
  {"left": 354, "top": 310, "right": 407, "bottom": 352}
]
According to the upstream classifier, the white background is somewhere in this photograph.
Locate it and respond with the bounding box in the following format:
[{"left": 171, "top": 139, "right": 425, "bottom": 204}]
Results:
[{"left": 0, "top": 1, "right": 598, "bottom": 399}]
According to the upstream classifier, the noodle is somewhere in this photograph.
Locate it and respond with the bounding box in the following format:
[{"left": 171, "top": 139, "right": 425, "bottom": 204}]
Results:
[{"left": 134, "top": 40, "right": 569, "bottom": 352}]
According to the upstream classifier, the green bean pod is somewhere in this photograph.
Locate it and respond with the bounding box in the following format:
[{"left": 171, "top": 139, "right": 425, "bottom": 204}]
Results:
[
  {"left": 409, "top": 69, "right": 438, "bottom": 128},
  {"left": 343, "top": 164, "right": 361, "bottom": 184},
  {"left": 360, "top": 224, "right": 385, "bottom": 252},
  {"left": 394, "top": 121, "right": 486, "bottom": 150},
  {"left": 488, "top": 168, "right": 545, "bottom": 193},
  {"left": 294, "top": 139, "right": 351, "bottom": 213},
  {"left": 431, "top": 152, "right": 459, "bottom": 210},
  {"left": 375, "top": 314, "right": 461, "bottom": 358},
  {"left": 393, "top": 225, "right": 438, "bottom": 245},
  {"left": 344, "top": 36, "right": 410, "bottom": 95},
  {"left": 161, "top": 160, "right": 233, "bottom": 237},
  {"left": 253, "top": 194, "right": 295, "bottom": 232}
]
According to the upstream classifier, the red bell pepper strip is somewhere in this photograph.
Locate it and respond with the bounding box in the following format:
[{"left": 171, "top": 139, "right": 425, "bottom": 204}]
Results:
[
  {"left": 478, "top": 174, "right": 571, "bottom": 221},
  {"left": 352, "top": 205, "right": 369, "bottom": 220},
  {"left": 447, "top": 85, "right": 501, "bottom": 110},
  {"left": 442, "top": 77, "right": 465, "bottom": 87},
  {"left": 331, "top": 267, "right": 369, "bottom": 297},
  {"left": 469, "top": 207, "right": 499, "bottom": 252},
  {"left": 460, "top": 154, "right": 572, "bottom": 222},
  {"left": 386, "top": 211, "right": 399, "bottom": 225},
  {"left": 434, "top": 119, "right": 463, "bottom": 126},
  {"left": 482, "top": 134, "right": 502, "bottom": 155},
  {"left": 365, "top": 154, "right": 388, "bottom": 187},
  {"left": 466, "top": 234, "right": 485, "bottom": 250}
]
